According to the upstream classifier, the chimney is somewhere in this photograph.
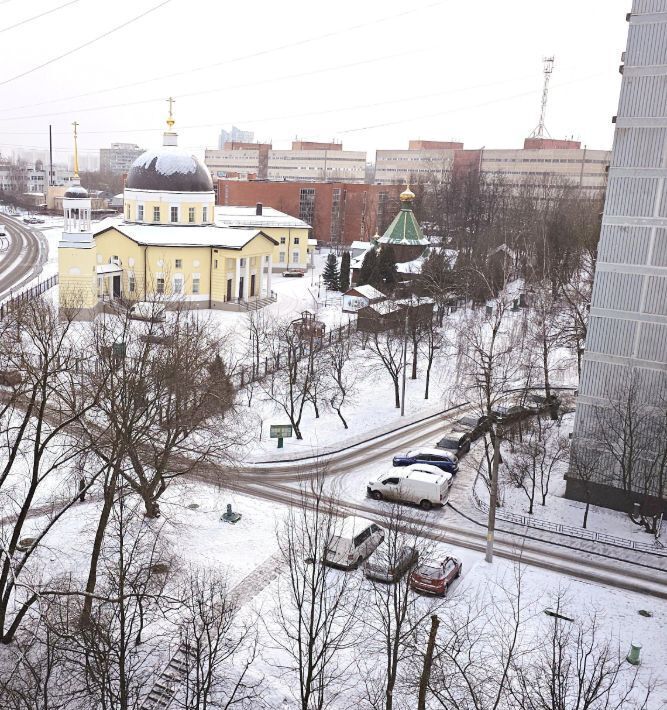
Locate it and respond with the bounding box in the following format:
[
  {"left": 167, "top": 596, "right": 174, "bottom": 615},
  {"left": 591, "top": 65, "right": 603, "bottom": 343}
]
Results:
[{"left": 256, "top": 202, "right": 263, "bottom": 216}]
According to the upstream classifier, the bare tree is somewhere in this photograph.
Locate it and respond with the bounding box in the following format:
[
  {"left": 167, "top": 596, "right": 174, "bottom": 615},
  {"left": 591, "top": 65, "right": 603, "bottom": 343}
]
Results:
[
  {"left": 325, "top": 335, "right": 358, "bottom": 429},
  {"left": 510, "top": 591, "right": 655, "bottom": 710},
  {"left": 0, "top": 298, "right": 105, "bottom": 643},
  {"left": 260, "top": 319, "right": 316, "bottom": 440},
  {"left": 177, "top": 569, "right": 263, "bottom": 710},
  {"left": 366, "top": 327, "right": 405, "bottom": 410},
  {"left": 267, "top": 475, "right": 361, "bottom": 709},
  {"left": 86, "top": 307, "right": 238, "bottom": 519},
  {"left": 420, "top": 311, "right": 446, "bottom": 400},
  {"left": 360, "top": 506, "right": 441, "bottom": 710},
  {"left": 591, "top": 372, "right": 667, "bottom": 531},
  {"left": 506, "top": 417, "right": 569, "bottom": 514},
  {"left": 568, "top": 445, "right": 606, "bottom": 529},
  {"left": 426, "top": 566, "right": 530, "bottom": 710}
]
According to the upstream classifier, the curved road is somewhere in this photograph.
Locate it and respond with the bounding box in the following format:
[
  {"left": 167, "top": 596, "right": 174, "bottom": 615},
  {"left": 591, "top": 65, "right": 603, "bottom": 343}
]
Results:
[{"left": 0, "top": 212, "right": 47, "bottom": 301}]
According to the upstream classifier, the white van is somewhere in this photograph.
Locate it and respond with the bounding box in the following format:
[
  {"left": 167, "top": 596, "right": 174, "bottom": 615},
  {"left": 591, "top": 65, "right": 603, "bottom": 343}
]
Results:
[
  {"left": 128, "top": 301, "right": 166, "bottom": 322},
  {"left": 323, "top": 516, "right": 384, "bottom": 569},
  {"left": 367, "top": 464, "right": 452, "bottom": 510}
]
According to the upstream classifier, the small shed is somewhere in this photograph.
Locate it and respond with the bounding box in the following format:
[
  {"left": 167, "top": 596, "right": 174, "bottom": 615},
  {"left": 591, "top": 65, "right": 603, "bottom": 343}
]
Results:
[
  {"left": 357, "top": 298, "right": 434, "bottom": 334},
  {"left": 342, "top": 284, "right": 386, "bottom": 313}
]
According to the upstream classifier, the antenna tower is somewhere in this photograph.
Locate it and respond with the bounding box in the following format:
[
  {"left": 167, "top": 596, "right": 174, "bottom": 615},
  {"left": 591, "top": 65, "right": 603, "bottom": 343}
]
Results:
[{"left": 530, "top": 56, "right": 555, "bottom": 138}]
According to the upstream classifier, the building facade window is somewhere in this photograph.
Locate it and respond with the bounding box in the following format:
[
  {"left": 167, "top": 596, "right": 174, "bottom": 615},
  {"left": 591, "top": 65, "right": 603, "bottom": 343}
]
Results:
[
  {"left": 279, "top": 251, "right": 286, "bottom": 263},
  {"left": 192, "top": 274, "right": 200, "bottom": 294},
  {"left": 299, "top": 188, "right": 316, "bottom": 225},
  {"left": 170, "top": 206, "right": 178, "bottom": 223},
  {"left": 138, "top": 204, "right": 144, "bottom": 221},
  {"left": 188, "top": 207, "right": 195, "bottom": 223},
  {"left": 294, "top": 237, "right": 300, "bottom": 245},
  {"left": 173, "top": 275, "right": 183, "bottom": 294},
  {"left": 156, "top": 276, "right": 165, "bottom": 294},
  {"left": 280, "top": 236, "right": 286, "bottom": 244},
  {"left": 214, "top": 259, "right": 218, "bottom": 269},
  {"left": 175, "top": 258, "right": 182, "bottom": 269},
  {"left": 126, "top": 204, "right": 131, "bottom": 220},
  {"left": 202, "top": 206, "right": 208, "bottom": 222},
  {"left": 153, "top": 206, "right": 160, "bottom": 222},
  {"left": 292, "top": 250, "right": 299, "bottom": 264},
  {"left": 128, "top": 273, "right": 136, "bottom": 293}
]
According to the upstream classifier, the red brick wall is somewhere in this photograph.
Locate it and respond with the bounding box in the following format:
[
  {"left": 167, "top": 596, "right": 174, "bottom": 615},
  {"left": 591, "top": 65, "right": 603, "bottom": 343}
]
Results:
[
  {"left": 522, "top": 137, "right": 581, "bottom": 150},
  {"left": 216, "top": 180, "right": 403, "bottom": 245}
]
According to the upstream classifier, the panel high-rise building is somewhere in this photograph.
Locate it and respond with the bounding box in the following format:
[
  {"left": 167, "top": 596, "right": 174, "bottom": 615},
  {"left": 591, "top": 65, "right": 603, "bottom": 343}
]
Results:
[
  {"left": 218, "top": 126, "right": 254, "bottom": 149},
  {"left": 568, "top": 0, "right": 667, "bottom": 512}
]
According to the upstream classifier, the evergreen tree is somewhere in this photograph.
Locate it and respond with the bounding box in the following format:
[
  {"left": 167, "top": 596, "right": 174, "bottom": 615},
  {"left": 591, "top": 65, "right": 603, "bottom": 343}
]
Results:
[
  {"left": 322, "top": 252, "right": 340, "bottom": 291},
  {"left": 339, "top": 251, "right": 351, "bottom": 291},
  {"left": 377, "top": 245, "right": 398, "bottom": 287},
  {"left": 357, "top": 248, "right": 378, "bottom": 286}
]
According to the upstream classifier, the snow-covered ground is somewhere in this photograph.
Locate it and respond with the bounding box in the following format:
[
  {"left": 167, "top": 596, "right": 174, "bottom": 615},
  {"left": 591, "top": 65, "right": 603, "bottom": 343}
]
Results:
[{"left": 17, "top": 478, "right": 667, "bottom": 709}]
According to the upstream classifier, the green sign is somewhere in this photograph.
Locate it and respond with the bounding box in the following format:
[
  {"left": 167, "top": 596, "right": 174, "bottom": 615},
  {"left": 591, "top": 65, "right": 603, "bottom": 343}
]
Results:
[{"left": 270, "top": 424, "right": 293, "bottom": 439}]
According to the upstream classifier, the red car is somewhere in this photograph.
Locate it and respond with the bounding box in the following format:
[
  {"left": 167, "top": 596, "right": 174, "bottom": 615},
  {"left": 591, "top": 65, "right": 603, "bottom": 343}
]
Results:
[{"left": 410, "top": 555, "right": 462, "bottom": 596}]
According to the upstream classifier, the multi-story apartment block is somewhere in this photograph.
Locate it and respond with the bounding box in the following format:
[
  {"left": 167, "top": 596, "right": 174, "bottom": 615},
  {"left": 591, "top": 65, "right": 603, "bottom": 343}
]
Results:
[
  {"left": 374, "top": 138, "right": 611, "bottom": 195},
  {"left": 205, "top": 141, "right": 367, "bottom": 184},
  {"left": 568, "top": 1, "right": 667, "bottom": 513},
  {"left": 374, "top": 140, "right": 463, "bottom": 184},
  {"left": 99, "top": 143, "right": 145, "bottom": 175}
]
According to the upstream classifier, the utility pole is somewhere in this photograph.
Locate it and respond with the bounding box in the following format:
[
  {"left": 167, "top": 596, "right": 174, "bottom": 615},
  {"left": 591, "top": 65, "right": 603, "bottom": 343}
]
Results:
[
  {"left": 400, "top": 305, "right": 409, "bottom": 416},
  {"left": 485, "top": 422, "right": 502, "bottom": 563}
]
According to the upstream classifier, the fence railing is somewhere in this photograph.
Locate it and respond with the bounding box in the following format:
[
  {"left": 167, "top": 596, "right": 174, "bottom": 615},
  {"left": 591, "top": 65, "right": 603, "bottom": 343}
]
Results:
[
  {"left": 471, "top": 473, "right": 667, "bottom": 556},
  {"left": 230, "top": 321, "right": 354, "bottom": 389},
  {"left": 0, "top": 274, "right": 59, "bottom": 319}
]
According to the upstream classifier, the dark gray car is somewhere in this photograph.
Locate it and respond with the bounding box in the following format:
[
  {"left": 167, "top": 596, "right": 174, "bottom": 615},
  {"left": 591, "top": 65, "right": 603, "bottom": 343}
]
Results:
[{"left": 364, "top": 545, "right": 419, "bottom": 583}]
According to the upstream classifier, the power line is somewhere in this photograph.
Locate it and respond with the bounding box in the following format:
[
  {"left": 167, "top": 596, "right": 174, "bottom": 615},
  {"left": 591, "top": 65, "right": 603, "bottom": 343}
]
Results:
[
  {"left": 0, "top": 72, "right": 605, "bottom": 153},
  {"left": 0, "top": 47, "right": 429, "bottom": 126},
  {"left": 337, "top": 72, "right": 606, "bottom": 134},
  {"left": 0, "top": 0, "right": 442, "bottom": 113},
  {"left": 0, "top": 0, "right": 80, "bottom": 35},
  {"left": 0, "top": 0, "right": 174, "bottom": 88}
]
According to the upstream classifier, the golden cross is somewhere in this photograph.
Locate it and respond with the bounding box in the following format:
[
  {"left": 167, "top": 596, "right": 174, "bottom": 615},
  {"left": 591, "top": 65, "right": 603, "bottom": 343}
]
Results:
[
  {"left": 166, "top": 97, "right": 175, "bottom": 129},
  {"left": 72, "top": 121, "right": 80, "bottom": 177}
]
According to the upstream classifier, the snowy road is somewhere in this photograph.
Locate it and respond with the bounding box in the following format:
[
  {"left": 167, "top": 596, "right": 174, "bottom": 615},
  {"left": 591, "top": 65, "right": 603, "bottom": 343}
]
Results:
[{"left": 0, "top": 213, "right": 47, "bottom": 301}]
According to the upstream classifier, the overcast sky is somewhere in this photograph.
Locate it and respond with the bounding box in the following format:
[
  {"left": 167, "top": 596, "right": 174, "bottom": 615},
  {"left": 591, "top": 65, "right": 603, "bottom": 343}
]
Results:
[{"left": 0, "top": 0, "right": 629, "bottom": 167}]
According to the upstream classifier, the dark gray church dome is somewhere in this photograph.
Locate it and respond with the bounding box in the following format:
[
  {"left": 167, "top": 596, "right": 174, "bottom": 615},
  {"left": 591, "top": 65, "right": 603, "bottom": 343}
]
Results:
[{"left": 126, "top": 148, "right": 213, "bottom": 192}]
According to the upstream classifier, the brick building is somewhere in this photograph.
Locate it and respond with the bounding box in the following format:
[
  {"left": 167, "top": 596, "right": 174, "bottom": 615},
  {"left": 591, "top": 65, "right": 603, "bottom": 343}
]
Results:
[{"left": 216, "top": 180, "right": 404, "bottom": 245}]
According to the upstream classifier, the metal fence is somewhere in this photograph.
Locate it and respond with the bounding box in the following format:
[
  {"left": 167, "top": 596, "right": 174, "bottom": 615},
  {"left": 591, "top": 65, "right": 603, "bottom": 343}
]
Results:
[
  {"left": 471, "top": 476, "right": 667, "bottom": 556},
  {"left": 0, "top": 274, "right": 59, "bottom": 319},
  {"left": 230, "top": 320, "right": 354, "bottom": 389}
]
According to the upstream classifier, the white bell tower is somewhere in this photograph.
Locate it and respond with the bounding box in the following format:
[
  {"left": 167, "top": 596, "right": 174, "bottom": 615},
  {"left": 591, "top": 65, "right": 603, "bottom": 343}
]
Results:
[{"left": 61, "top": 121, "right": 93, "bottom": 246}]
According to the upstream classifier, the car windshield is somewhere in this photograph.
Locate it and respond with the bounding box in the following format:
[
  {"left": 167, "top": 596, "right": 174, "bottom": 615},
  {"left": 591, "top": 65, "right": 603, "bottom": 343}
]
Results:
[
  {"left": 419, "top": 564, "right": 443, "bottom": 578},
  {"left": 439, "top": 438, "right": 457, "bottom": 447}
]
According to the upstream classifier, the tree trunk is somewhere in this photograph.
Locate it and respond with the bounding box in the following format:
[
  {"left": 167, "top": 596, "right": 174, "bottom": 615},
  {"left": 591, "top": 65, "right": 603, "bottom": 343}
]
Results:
[
  {"left": 424, "top": 360, "right": 433, "bottom": 400},
  {"left": 583, "top": 499, "right": 590, "bottom": 529},
  {"left": 411, "top": 333, "right": 418, "bottom": 380},
  {"left": 81, "top": 465, "right": 118, "bottom": 626},
  {"left": 335, "top": 407, "right": 348, "bottom": 429},
  {"left": 393, "top": 377, "right": 400, "bottom": 409},
  {"left": 417, "top": 614, "right": 439, "bottom": 710}
]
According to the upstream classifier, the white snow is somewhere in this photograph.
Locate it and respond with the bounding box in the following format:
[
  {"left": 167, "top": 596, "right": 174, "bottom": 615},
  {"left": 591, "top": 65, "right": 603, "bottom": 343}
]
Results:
[{"left": 133, "top": 148, "right": 202, "bottom": 176}]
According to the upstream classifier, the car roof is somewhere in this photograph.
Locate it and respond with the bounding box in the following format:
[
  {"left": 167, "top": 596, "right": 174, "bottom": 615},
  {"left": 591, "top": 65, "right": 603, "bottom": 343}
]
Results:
[
  {"left": 404, "top": 464, "right": 451, "bottom": 484},
  {"left": 406, "top": 447, "right": 455, "bottom": 458},
  {"left": 337, "top": 515, "right": 378, "bottom": 537}
]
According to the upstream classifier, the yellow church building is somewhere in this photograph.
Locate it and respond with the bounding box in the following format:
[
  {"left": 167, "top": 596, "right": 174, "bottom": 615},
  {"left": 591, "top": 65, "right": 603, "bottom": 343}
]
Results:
[{"left": 58, "top": 114, "right": 310, "bottom": 319}]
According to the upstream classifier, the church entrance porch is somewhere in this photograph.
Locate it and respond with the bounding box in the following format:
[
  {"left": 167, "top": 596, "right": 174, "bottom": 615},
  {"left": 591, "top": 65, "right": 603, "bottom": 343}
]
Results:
[{"left": 96, "top": 264, "right": 124, "bottom": 302}]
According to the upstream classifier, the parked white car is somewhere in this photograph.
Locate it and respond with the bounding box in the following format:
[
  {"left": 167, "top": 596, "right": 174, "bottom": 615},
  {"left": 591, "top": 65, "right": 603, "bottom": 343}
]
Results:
[
  {"left": 128, "top": 301, "right": 166, "bottom": 322},
  {"left": 367, "top": 464, "right": 452, "bottom": 510},
  {"left": 323, "top": 516, "right": 384, "bottom": 569}
]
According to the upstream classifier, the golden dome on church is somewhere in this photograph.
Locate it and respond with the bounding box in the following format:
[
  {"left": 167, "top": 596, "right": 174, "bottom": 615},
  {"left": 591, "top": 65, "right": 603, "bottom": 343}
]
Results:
[{"left": 400, "top": 184, "right": 415, "bottom": 202}]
